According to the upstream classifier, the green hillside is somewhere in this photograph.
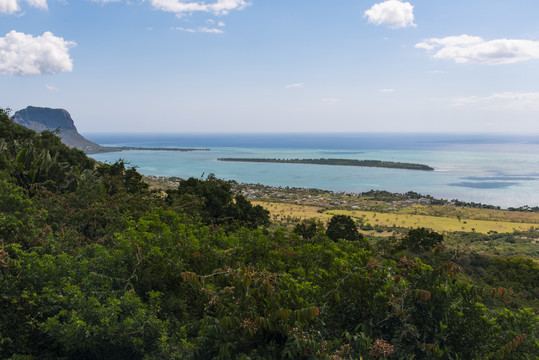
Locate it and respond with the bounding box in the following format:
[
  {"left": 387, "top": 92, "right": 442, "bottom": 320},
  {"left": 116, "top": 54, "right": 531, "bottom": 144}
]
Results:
[{"left": 0, "top": 108, "right": 537, "bottom": 359}]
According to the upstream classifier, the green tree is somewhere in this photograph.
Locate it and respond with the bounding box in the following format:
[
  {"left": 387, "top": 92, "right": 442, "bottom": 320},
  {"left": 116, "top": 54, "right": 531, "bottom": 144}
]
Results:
[
  {"left": 166, "top": 174, "right": 269, "bottom": 230},
  {"left": 326, "top": 215, "right": 362, "bottom": 242},
  {"left": 401, "top": 227, "right": 443, "bottom": 252},
  {"left": 293, "top": 219, "right": 323, "bottom": 241},
  {"left": 0, "top": 179, "right": 41, "bottom": 246}
]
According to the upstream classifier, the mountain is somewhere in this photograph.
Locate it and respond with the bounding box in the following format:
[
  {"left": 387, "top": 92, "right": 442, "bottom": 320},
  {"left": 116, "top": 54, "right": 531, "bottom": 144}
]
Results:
[{"left": 13, "top": 106, "right": 104, "bottom": 153}]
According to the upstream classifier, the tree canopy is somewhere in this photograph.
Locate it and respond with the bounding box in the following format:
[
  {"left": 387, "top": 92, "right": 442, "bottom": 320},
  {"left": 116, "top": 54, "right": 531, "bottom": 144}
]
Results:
[
  {"left": 401, "top": 227, "right": 444, "bottom": 252},
  {"left": 0, "top": 108, "right": 537, "bottom": 359},
  {"left": 166, "top": 174, "right": 270, "bottom": 231},
  {"left": 326, "top": 214, "right": 363, "bottom": 242}
]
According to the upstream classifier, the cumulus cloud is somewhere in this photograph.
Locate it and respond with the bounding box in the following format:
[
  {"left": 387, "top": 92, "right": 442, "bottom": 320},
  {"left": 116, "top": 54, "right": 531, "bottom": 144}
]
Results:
[
  {"left": 26, "top": 0, "right": 47, "bottom": 9},
  {"left": 285, "top": 83, "right": 304, "bottom": 88},
  {"left": 176, "top": 26, "right": 224, "bottom": 33},
  {"left": 364, "top": 0, "right": 415, "bottom": 29},
  {"left": 416, "top": 35, "right": 539, "bottom": 65},
  {"left": 322, "top": 98, "right": 341, "bottom": 105},
  {"left": 0, "top": 0, "right": 19, "bottom": 14},
  {"left": 379, "top": 88, "right": 395, "bottom": 93},
  {"left": 45, "top": 84, "right": 59, "bottom": 91},
  {"left": 0, "top": 31, "right": 76, "bottom": 76},
  {"left": 0, "top": 0, "right": 47, "bottom": 14},
  {"left": 452, "top": 92, "right": 539, "bottom": 110},
  {"left": 149, "top": 0, "right": 249, "bottom": 16}
]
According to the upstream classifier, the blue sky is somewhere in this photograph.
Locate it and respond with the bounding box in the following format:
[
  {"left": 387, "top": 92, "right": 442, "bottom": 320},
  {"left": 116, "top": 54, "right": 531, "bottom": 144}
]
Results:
[{"left": 1, "top": 0, "right": 539, "bottom": 134}]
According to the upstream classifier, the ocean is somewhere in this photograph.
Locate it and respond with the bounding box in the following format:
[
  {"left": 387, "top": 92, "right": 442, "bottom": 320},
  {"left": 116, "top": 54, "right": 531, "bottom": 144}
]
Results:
[{"left": 85, "top": 133, "right": 539, "bottom": 208}]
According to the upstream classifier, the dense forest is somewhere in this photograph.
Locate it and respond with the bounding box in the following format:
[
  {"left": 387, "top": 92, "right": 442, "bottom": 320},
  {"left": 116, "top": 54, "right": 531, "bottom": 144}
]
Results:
[{"left": 0, "top": 108, "right": 537, "bottom": 359}]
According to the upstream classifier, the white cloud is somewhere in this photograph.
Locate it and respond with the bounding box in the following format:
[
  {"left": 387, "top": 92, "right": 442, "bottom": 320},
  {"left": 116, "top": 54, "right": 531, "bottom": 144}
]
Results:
[
  {"left": 206, "top": 19, "right": 225, "bottom": 26},
  {"left": 452, "top": 92, "right": 539, "bottom": 110},
  {"left": 0, "top": 0, "right": 19, "bottom": 14},
  {"left": 45, "top": 84, "right": 59, "bottom": 91},
  {"left": 364, "top": 0, "right": 415, "bottom": 29},
  {"left": 0, "top": 31, "right": 76, "bottom": 76},
  {"left": 322, "top": 98, "right": 341, "bottom": 105},
  {"left": 416, "top": 35, "right": 539, "bottom": 65},
  {"left": 176, "top": 27, "right": 196, "bottom": 33},
  {"left": 205, "top": 19, "right": 226, "bottom": 27},
  {"left": 176, "top": 26, "right": 224, "bottom": 33},
  {"left": 379, "top": 88, "right": 395, "bottom": 93},
  {"left": 285, "top": 83, "right": 304, "bottom": 89},
  {"left": 27, "top": 0, "right": 46, "bottom": 7},
  {"left": 150, "top": 0, "right": 249, "bottom": 16},
  {"left": 89, "top": 0, "right": 122, "bottom": 4},
  {"left": 0, "top": 0, "right": 47, "bottom": 14},
  {"left": 196, "top": 26, "right": 223, "bottom": 33}
]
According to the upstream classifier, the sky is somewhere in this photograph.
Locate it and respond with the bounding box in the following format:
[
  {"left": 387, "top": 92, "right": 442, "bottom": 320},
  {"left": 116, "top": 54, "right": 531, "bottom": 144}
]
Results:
[{"left": 1, "top": 0, "right": 539, "bottom": 134}]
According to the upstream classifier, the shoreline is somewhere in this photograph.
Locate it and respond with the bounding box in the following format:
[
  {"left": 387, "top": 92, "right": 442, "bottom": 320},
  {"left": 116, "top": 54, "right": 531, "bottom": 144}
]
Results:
[
  {"left": 86, "top": 146, "right": 210, "bottom": 154},
  {"left": 143, "top": 174, "right": 538, "bottom": 212},
  {"left": 87, "top": 141, "right": 539, "bottom": 209}
]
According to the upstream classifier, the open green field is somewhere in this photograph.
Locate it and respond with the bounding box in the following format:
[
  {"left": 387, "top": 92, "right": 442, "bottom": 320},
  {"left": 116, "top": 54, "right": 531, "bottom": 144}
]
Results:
[
  {"left": 254, "top": 201, "right": 539, "bottom": 235},
  {"left": 397, "top": 204, "right": 539, "bottom": 223},
  {"left": 327, "top": 209, "right": 537, "bottom": 234}
]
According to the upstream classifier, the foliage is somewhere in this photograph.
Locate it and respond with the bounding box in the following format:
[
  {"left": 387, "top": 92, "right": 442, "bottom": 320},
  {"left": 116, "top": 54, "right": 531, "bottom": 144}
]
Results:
[
  {"left": 326, "top": 214, "right": 363, "bottom": 242},
  {"left": 0, "top": 179, "right": 42, "bottom": 246},
  {"left": 293, "top": 219, "right": 323, "bottom": 241},
  {"left": 0, "top": 108, "right": 537, "bottom": 359},
  {"left": 166, "top": 174, "right": 270, "bottom": 231},
  {"left": 401, "top": 227, "right": 444, "bottom": 252},
  {"left": 1, "top": 109, "right": 94, "bottom": 194}
]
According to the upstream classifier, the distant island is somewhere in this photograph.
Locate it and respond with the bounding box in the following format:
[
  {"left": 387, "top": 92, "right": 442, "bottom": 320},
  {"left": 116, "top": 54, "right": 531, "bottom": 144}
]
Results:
[{"left": 218, "top": 158, "right": 435, "bottom": 171}]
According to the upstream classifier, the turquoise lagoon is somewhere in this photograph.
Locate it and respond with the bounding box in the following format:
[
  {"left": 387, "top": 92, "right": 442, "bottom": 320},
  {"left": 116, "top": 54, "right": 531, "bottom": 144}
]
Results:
[{"left": 86, "top": 133, "right": 539, "bottom": 208}]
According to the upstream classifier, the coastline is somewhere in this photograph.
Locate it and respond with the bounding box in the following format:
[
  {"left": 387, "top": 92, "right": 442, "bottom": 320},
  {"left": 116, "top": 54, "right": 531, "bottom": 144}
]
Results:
[
  {"left": 86, "top": 146, "right": 210, "bottom": 154},
  {"left": 87, "top": 134, "right": 539, "bottom": 208},
  {"left": 145, "top": 174, "right": 539, "bottom": 212}
]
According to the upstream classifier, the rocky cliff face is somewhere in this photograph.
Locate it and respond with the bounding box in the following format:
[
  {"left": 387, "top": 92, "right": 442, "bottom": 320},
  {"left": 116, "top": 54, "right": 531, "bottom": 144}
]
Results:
[
  {"left": 13, "top": 106, "right": 77, "bottom": 132},
  {"left": 13, "top": 106, "right": 104, "bottom": 153}
]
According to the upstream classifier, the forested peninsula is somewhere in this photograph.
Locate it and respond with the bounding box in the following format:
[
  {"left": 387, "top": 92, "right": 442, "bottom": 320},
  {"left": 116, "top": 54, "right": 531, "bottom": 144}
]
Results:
[
  {"left": 218, "top": 157, "right": 435, "bottom": 171},
  {"left": 0, "top": 108, "right": 537, "bottom": 359}
]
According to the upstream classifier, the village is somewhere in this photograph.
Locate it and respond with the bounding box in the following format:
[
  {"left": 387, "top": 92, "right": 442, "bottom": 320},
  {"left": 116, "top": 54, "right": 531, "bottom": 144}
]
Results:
[{"left": 143, "top": 174, "right": 439, "bottom": 213}]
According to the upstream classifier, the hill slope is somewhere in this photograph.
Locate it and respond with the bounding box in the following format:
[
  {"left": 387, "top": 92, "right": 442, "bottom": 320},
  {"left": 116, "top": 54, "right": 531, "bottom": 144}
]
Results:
[{"left": 0, "top": 107, "right": 537, "bottom": 359}]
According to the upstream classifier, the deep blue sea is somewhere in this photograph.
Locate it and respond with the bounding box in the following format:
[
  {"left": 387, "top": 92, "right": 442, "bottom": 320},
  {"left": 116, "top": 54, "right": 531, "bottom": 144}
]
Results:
[{"left": 85, "top": 133, "right": 539, "bottom": 208}]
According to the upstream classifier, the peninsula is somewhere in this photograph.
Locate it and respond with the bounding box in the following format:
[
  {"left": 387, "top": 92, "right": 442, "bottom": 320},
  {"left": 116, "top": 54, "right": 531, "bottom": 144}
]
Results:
[
  {"left": 218, "top": 158, "right": 435, "bottom": 171},
  {"left": 12, "top": 106, "right": 208, "bottom": 154},
  {"left": 92, "top": 146, "right": 209, "bottom": 153}
]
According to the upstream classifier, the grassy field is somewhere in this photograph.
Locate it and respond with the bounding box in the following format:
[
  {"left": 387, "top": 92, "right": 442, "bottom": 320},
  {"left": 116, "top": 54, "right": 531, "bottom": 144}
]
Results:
[
  {"left": 254, "top": 202, "right": 333, "bottom": 224},
  {"left": 327, "top": 209, "right": 537, "bottom": 234},
  {"left": 397, "top": 204, "right": 539, "bottom": 223},
  {"left": 254, "top": 201, "right": 538, "bottom": 235}
]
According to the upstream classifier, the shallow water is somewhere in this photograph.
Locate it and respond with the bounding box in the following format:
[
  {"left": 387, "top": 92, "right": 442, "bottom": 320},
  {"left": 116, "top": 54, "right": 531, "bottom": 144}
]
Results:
[{"left": 86, "top": 133, "right": 539, "bottom": 208}]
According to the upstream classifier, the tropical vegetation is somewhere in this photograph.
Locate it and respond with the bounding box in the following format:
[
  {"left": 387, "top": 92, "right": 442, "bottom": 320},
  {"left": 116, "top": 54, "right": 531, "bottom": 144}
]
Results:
[{"left": 0, "top": 108, "right": 537, "bottom": 359}]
